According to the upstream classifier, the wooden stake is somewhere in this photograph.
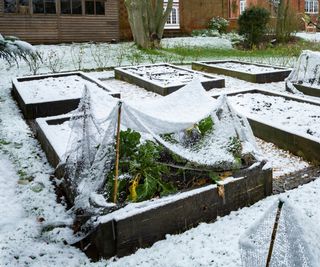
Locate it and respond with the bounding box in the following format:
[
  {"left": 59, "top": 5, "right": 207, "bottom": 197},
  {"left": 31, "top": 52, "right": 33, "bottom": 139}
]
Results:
[
  {"left": 266, "top": 200, "right": 284, "bottom": 267},
  {"left": 113, "top": 102, "right": 122, "bottom": 204}
]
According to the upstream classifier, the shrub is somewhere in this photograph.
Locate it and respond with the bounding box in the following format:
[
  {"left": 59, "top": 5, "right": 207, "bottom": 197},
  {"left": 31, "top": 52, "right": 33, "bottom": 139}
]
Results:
[
  {"left": 209, "top": 16, "right": 229, "bottom": 34},
  {"left": 191, "top": 29, "right": 220, "bottom": 37},
  {"left": 238, "top": 6, "right": 270, "bottom": 48}
]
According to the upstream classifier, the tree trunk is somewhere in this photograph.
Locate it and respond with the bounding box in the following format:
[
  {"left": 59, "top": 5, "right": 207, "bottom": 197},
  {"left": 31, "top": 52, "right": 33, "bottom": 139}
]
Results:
[{"left": 125, "top": 0, "right": 173, "bottom": 49}]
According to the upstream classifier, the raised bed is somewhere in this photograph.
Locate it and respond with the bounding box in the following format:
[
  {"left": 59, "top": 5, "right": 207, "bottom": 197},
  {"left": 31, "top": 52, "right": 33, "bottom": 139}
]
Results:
[
  {"left": 12, "top": 71, "right": 120, "bottom": 119},
  {"left": 192, "top": 60, "right": 291, "bottom": 83},
  {"left": 114, "top": 63, "right": 225, "bottom": 96},
  {"left": 288, "top": 82, "right": 320, "bottom": 98},
  {"left": 212, "top": 89, "right": 320, "bottom": 165},
  {"left": 34, "top": 113, "right": 272, "bottom": 260},
  {"left": 34, "top": 115, "right": 71, "bottom": 168},
  {"left": 75, "top": 160, "right": 272, "bottom": 260}
]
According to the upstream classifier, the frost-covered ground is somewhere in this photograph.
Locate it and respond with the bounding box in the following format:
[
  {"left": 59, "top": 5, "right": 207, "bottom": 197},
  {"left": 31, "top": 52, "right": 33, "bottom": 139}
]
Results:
[
  {"left": 296, "top": 32, "right": 320, "bottom": 42},
  {"left": 0, "top": 37, "right": 319, "bottom": 266},
  {"left": 208, "top": 62, "right": 280, "bottom": 74}
]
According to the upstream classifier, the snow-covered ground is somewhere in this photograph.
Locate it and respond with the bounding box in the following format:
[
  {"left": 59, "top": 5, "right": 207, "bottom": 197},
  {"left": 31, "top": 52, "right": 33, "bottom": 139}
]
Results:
[
  {"left": 296, "top": 32, "right": 320, "bottom": 42},
  {"left": 0, "top": 37, "right": 319, "bottom": 266},
  {"left": 229, "top": 93, "right": 320, "bottom": 140},
  {"left": 208, "top": 62, "right": 280, "bottom": 74}
]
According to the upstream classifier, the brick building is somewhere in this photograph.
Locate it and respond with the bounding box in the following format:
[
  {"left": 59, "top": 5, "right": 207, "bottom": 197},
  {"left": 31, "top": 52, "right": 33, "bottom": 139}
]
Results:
[{"left": 0, "top": 0, "right": 318, "bottom": 44}]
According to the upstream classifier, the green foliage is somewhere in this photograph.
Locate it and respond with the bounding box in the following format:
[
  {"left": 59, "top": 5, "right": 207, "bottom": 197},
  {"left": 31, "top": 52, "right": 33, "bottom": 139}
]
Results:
[
  {"left": 198, "top": 116, "right": 214, "bottom": 136},
  {"left": 227, "top": 136, "right": 242, "bottom": 159},
  {"left": 119, "top": 128, "right": 141, "bottom": 159},
  {"left": 191, "top": 29, "right": 220, "bottom": 37},
  {"left": 129, "top": 140, "right": 176, "bottom": 201},
  {"left": 209, "top": 16, "right": 229, "bottom": 34},
  {"left": 238, "top": 6, "right": 270, "bottom": 48},
  {"left": 113, "top": 129, "right": 176, "bottom": 203},
  {"left": 209, "top": 172, "right": 220, "bottom": 183},
  {"left": 161, "top": 133, "right": 178, "bottom": 144}
]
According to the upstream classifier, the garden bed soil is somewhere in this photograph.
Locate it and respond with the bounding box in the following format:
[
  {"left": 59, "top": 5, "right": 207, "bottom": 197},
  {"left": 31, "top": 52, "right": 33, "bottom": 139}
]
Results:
[
  {"left": 212, "top": 89, "right": 320, "bottom": 165},
  {"left": 114, "top": 63, "right": 225, "bottom": 96},
  {"left": 12, "top": 72, "right": 120, "bottom": 119},
  {"left": 192, "top": 60, "right": 291, "bottom": 83},
  {"left": 74, "top": 160, "right": 272, "bottom": 260}
]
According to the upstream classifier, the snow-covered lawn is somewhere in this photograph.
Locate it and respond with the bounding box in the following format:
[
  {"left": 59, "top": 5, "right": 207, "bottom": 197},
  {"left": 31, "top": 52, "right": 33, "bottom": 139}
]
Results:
[
  {"left": 0, "top": 38, "right": 319, "bottom": 266},
  {"left": 296, "top": 32, "right": 320, "bottom": 42}
]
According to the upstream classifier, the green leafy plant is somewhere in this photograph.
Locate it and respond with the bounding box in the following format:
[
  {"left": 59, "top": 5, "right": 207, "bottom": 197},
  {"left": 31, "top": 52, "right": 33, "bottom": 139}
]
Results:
[
  {"left": 227, "top": 136, "right": 242, "bottom": 158},
  {"left": 238, "top": 6, "right": 270, "bottom": 49},
  {"left": 111, "top": 129, "right": 176, "bottom": 203},
  {"left": 198, "top": 116, "right": 214, "bottom": 136}
]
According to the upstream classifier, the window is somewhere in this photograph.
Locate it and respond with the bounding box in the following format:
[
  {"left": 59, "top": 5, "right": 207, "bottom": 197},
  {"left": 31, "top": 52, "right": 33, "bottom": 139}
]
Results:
[
  {"left": 85, "top": 0, "right": 105, "bottom": 15},
  {"left": 164, "top": 0, "right": 180, "bottom": 29},
  {"left": 61, "top": 0, "right": 82, "bottom": 14},
  {"left": 33, "top": 0, "right": 56, "bottom": 13},
  {"left": 240, "top": 0, "right": 246, "bottom": 14},
  {"left": 4, "top": 0, "right": 29, "bottom": 13},
  {"left": 305, "top": 0, "right": 319, "bottom": 14}
]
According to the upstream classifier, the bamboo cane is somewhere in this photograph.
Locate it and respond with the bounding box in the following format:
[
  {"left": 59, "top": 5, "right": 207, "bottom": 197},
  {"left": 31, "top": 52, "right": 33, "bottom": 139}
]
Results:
[
  {"left": 266, "top": 200, "right": 284, "bottom": 267},
  {"left": 113, "top": 102, "right": 122, "bottom": 203}
]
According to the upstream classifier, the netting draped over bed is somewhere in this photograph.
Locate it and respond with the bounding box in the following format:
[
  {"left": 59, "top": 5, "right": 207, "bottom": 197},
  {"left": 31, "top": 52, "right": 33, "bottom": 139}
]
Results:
[
  {"left": 286, "top": 50, "right": 320, "bottom": 94},
  {"left": 122, "top": 79, "right": 217, "bottom": 134},
  {"left": 63, "top": 86, "right": 118, "bottom": 209},
  {"left": 122, "top": 92, "right": 258, "bottom": 168},
  {"left": 63, "top": 79, "right": 259, "bottom": 209},
  {"left": 239, "top": 200, "right": 317, "bottom": 267}
]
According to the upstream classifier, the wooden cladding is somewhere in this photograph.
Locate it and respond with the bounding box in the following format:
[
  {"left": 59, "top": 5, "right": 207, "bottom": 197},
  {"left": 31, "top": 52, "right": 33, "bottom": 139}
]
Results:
[{"left": 0, "top": 0, "right": 119, "bottom": 43}]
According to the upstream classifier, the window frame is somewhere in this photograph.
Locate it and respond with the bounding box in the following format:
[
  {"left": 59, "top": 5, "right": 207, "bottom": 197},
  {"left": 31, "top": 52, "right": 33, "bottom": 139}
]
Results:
[
  {"left": 305, "top": 0, "right": 319, "bottom": 14},
  {"left": 164, "top": 0, "right": 180, "bottom": 30},
  {"left": 239, "top": 0, "right": 246, "bottom": 14},
  {"left": 84, "top": 0, "right": 105, "bottom": 16}
]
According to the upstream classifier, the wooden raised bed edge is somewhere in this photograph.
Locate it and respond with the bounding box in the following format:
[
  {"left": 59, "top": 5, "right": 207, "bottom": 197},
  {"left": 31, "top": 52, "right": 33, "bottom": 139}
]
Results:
[
  {"left": 114, "top": 63, "right": 225, "bottom": 96},
  {"left": 287, "top": 83, "right": 320, "bottom": 98},
  {"left": 212, "top": 88, "right": 320, "bottom": 165},
  {"left": 12, "top": 71, "right": 120, "bottom": 119},
  {"left": 75, "top": 160, "right": 272, "bottom": 260},
  {"left": 192, "top": 60, "right": 291, "bottom": 84}
]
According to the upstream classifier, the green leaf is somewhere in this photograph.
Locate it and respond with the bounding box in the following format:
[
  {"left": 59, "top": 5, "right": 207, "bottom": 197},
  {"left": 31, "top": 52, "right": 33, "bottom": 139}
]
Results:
[{"left": 198, "top": 116, "right": 214, "bottom": 136}]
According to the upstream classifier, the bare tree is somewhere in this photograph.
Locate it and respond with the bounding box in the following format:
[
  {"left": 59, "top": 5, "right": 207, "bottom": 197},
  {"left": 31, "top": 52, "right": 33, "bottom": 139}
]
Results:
[{"left": 124, "top": 0, "right": 174, "bottom": 49}]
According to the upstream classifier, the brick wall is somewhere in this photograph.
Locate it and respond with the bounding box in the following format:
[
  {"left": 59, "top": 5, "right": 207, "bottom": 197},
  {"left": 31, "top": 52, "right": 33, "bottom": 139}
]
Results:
[
  {"left": 118, "top": 0, "right": 229, "bottom": 40},
  {"left": 179, "top": 0, "right": 229, "bottom": 34}
]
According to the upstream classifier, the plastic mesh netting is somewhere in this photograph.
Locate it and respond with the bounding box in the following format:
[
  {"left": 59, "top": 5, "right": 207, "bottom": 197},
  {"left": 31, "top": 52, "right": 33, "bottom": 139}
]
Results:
[
  {"left": 63, "top": 86, "right": 117, "bottom": 208},
  {"left": 239, "top": 200, "right": 316, "bottom": 267},
  {"left": 123, "top": 94, "right": 259, "bottom": 169},
  {"left": 63, "top": 79, "right": 260, "bottom": 210},
  {"left": 286, "top": 50, "right": 320, "bottom": 94}
]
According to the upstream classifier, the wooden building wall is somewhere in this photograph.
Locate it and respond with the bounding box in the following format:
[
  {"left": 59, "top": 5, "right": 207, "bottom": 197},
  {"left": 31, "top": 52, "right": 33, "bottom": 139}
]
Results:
[{"left": 0, "top": 0, "right": 119, "bottom": 44}]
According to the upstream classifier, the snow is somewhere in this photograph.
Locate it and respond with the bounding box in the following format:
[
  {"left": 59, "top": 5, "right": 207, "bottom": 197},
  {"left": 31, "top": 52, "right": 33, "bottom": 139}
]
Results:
[
  {"left": 286, "top": 50, "right": 320, "bottom": 93},
  {"left": 210, "top": 62, "right": 283, "bottom": 74},
  {"left": 117, "top": 64, "right": 216, "bottom": 87},
  {"left": 104, "top": 180, "right": 320, "bottom": 267},
  {"left": 161, "top": 36, "right": 233, "bottom": 49},
  {"left": 98, "top": 184, "right": 217, "bottom": 223},
  {"left": 296, "top": 32, "right": 320, "bottom": 42},
  {"left": 229, "top": 93, "right": 320, "bottom": 140},
  {"left": 0, "top": 154, "right": 94, "bottom": 267},
  {"left": 0, "top": 38, "right": 319, "bottom": 266},
  {"left": 16, "top": 73, "right": 114, "bottom": 105},
  {"left": 256, "top": 138, "right": 309, "bottom": 178}
]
